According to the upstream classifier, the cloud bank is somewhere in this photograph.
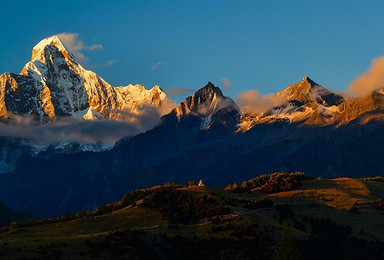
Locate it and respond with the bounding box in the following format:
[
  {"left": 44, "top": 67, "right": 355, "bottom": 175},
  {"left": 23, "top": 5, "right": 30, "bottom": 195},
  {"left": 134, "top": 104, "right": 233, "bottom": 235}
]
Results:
[
  {"left": 0, "top": 107, "right": 163, "bottom": 146},
  {"left": 347, "top": 56, "right": 384, "bottom": 97}
]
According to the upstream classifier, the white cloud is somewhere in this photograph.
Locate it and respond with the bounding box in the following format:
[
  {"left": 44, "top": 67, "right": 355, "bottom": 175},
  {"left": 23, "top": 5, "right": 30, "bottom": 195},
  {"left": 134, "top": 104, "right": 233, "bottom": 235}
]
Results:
[{"left": 56, "top": 33, "right": 103, "bottom": 63}]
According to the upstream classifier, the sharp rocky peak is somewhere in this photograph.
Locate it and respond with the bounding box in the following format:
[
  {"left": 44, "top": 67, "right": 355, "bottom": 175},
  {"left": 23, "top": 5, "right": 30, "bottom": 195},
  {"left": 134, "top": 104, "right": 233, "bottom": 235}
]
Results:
[
  {"left": 301, "top": 75, "right": 317, "bottom": 86},
  {"left": 276, "top": 76, "right": 344, "bottom": 107},
  {"left": 185, "top": 82, "right": 228, "bottom": 113},
  {"left": 165, "top": 82, "right": 240, "bottom": 131},
  {"left": 282, "top": 75, "right": 319, "bottom": 95},
  {"left": 30, "top": 35, "right": 75, "bottom": 63},
  {"left": 194, "top": 81, "right": 224, "bottom": 99}
]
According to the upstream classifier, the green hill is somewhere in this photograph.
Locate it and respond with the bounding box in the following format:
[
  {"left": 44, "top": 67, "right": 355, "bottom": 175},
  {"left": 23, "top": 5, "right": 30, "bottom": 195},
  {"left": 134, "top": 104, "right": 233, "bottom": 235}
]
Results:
[{"left": 1, "top": 172, "right": 384, "bottom": 259}]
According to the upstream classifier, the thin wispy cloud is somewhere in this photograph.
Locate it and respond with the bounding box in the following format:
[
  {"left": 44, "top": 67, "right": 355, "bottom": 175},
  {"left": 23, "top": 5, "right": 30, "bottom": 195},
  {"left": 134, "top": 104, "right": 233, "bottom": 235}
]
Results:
[
  {"left": 106, "top": 60, "right": 115, "bottom": 66},
  {"left": 56, "top": 33, "right": 103, "bottom": 64},
  {"left": 220, "top": 77, "right": 231, "bottom": 89},
  {"left": 102, "top": 59, "right": 116, "bottom": 68},
  {"left": 167, "top": 87, "right": 195, "bottom": 96},
  {"left": 86, "top": 44, "right": 103, "bottom": 51},
  {"left": 151, "top": 61, "right": 167, "bottom": 71}
]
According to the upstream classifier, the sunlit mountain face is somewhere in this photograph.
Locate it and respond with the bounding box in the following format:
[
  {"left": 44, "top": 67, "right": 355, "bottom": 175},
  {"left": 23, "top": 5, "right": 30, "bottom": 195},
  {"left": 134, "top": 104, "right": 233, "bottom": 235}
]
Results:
[
  {"left": 4, "top": 35, "right": 175, "bottom": 122},
  {"left": 2, "top": 36, "right": 384, "bottom": 220},
  {"left": 1, "top": 36, "right": 383, "bottom": 150}
]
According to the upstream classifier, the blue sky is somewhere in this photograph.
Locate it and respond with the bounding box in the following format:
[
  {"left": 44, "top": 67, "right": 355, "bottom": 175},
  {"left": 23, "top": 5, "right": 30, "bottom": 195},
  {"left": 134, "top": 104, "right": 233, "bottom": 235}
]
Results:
[{"left": 1, "top": 1, "right": 384, "bottom": 102}]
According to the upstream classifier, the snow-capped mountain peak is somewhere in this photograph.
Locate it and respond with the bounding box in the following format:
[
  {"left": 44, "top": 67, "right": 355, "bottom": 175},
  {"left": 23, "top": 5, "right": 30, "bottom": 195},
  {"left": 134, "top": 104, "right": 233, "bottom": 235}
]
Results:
[
  {"left": 164, "top": 82, "right": 240, "bottom": 131},
  {"left": 0, "top": 35, "right": 175, "bottom": 123},
  {"left": 238, "top": 77, "right": 346, "bottom": 131},
  {"left": 174, "top": 82, "right": 236, "bottom": 117},
  {"left": 30, "top": 35, "right": 74, "bottom": 62},
  {"left": 276, "top": 76, "right": 344, "bottom": 107}
]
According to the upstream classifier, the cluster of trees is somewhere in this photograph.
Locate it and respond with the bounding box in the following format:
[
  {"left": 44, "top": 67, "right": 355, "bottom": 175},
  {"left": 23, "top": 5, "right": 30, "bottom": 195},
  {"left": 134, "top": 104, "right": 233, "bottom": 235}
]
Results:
[
  {"left": 142, "top": 187, "right": 229, "bottom": 224},
  {"left": 360, "top": 176, "right": 384, "bottom": 182},
  {"left": 224, "top": 172, "right": 313, "bottom": 193}
]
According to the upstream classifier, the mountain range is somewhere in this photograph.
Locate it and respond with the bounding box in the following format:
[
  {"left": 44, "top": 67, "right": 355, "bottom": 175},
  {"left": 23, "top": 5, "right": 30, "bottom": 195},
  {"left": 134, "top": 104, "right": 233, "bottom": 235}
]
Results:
[{"left": 1, "top": 36, "right": 384, "bottom": 217}]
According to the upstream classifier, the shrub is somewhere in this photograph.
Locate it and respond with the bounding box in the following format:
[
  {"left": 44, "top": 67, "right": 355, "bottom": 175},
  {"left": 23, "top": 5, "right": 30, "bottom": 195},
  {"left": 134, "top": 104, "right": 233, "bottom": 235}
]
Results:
[
  {"left": 225, "top": 172, "right": 312, "bottom": 194},
  {"left": 224, "top": 182, "right": 244, "bottom": 193},
  {"left": 142, "top": 187, "right": 229, "bottom": 224},
  {"left": 360, "top": 176, "right": 384, "bottom": 183}
]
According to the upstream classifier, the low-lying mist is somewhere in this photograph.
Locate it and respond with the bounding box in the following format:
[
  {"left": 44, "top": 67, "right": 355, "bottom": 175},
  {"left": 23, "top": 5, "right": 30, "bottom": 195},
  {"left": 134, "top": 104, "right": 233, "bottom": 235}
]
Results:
[{"left": 0, "top": 106, "right": 163, "bottom": 146}]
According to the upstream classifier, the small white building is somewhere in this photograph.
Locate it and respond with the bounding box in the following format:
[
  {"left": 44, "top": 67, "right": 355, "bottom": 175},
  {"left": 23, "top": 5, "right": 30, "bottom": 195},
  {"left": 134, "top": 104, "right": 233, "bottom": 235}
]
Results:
[{"left": 198, "top": 180, "right": 204, "bottom": 187}]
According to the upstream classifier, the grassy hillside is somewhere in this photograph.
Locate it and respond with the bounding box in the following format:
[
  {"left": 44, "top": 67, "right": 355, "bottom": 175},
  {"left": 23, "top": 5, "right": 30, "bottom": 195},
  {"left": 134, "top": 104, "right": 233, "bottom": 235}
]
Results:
[{"left": 1, "top": 172, "right": 384, "bottom": 259}]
